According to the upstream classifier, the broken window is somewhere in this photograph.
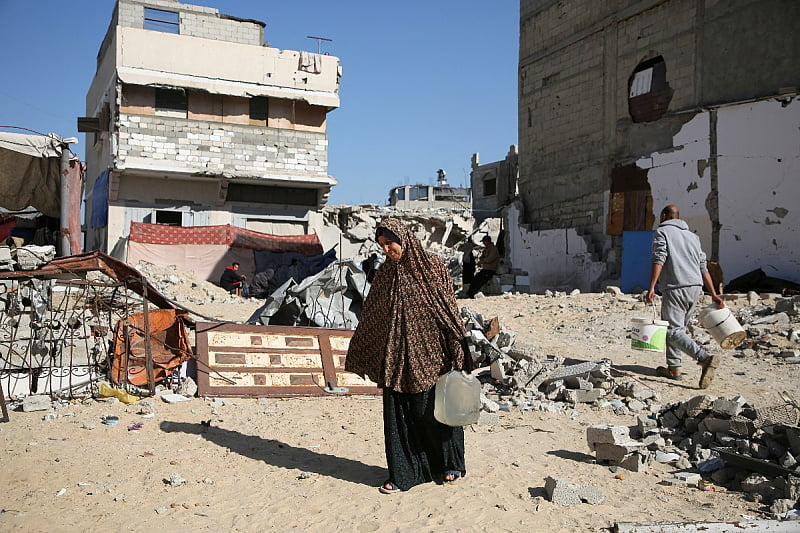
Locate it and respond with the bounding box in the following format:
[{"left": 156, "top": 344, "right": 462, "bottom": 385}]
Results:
[
  {"left": 155, "top": 88, "right": 187, "bottom": 118},
  {"left": 483, "top": 177, "right": 496, "bottom": 197},
  {"left": 409, "top": 186, "right": 428, "bottom": 201},
  {"left": 144, "top": 8, "right": 179, "bottom": 34},
  {"left": 627, "top": 56, "right": 673, "bottom": 123},
  {"left": 227, "top": 184, "right": 318, "bottom": 207},
  {"left": 249, "top": 96, "right": 269, "bottom": 125}
]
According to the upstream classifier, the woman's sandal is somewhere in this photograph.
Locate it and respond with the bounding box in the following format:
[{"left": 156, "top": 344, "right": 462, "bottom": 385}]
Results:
[
  {"left": 443, "top": 470, "right": 463, "bottom": 485},
  {"left": 379, "top": 480, "right": 401, "bottom": 494}
]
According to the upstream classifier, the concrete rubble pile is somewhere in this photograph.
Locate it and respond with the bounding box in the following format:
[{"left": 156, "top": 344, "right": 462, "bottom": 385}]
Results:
[
  {"left": 586, "top": 392, "right": 800, "bottom": 518},
  {"left": 0, "top": 244, "right": 56, "bottom": 271},
  {"left": 460, "top": 303, "right": 663, "bottom": 429},
  {"left": 724, "top": 293, "right": 800, "bottom": 363},
  {"left": 131, "top": 261, "right": 242, "bottom": 307},
  {"left": 319, "top": 204, "right": 501, "bottom": 286}
]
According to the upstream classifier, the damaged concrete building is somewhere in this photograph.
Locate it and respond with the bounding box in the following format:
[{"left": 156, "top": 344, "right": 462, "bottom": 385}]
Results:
[
  {"left": 80, "top": 0, "right": 341, "bottom": 260},
  {"left": 512, "top": 0, "right": 800, "bottom": 293}
]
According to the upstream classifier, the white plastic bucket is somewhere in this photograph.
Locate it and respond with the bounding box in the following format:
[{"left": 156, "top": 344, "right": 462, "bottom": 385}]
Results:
[
  {"left": 630, "top": 317, "right": 668, "bottom": 352},
  {"left": 699, "top": 306, "right": 746, "bottom": 349}
]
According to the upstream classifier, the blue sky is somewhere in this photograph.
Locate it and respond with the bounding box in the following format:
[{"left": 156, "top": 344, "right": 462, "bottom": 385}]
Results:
[{"left": 0, "top": 1, "right": 519, "bottom": 206}]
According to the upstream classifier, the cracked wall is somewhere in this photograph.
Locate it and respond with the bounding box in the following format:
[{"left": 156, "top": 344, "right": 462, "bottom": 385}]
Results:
[{"left": 641, "top": 97, "right": 800, "bottom": 285}]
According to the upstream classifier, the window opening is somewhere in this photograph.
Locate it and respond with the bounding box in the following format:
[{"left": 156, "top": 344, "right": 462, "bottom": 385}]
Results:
[
  {"left": 250, "top": 96, "right": 269, "bottom": 122},
  {"left": 144, "top": 8, "right": 179, "bottom": 34},
  {"left": 155, "top": 88, "right": 187, "bottom": 118},
  {"left": 227, "top": 184, "right": 318, "bottom": 207},
  {"left": 483, "top": 177, "right": 496, "bottom": 197},
  {"left": 628, "top": 56, "right": 672, "bottom": 123},
  {"left": 409, "top": 186, "right": 428, "bottom": 201},
  {"left": 155, "top": 210, "right": 183, "bottom": 226}
]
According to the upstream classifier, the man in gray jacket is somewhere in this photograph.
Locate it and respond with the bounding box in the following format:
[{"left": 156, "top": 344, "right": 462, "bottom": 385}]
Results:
[{"left": 646, "top": 205, "right": 724, "bottom": 388}]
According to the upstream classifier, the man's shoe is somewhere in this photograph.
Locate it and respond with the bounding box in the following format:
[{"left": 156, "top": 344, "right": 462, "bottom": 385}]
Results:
[
  {"left": 698, "top": 354, "right": 720, "bottom": 389},
  {"left": 656, "top": 366, "right": 683, "bottom": 381}
]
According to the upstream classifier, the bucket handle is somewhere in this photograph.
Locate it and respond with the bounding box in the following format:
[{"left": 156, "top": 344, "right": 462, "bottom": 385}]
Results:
[
  {"left": 650, "top": 301, "right": 658, "bottom": 323},
  {"left": 706, "top": 308, "right": 732, "bottom": 330}
]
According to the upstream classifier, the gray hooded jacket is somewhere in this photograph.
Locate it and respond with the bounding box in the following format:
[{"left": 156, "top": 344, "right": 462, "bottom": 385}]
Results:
[{"left": 651, "top": 219, "right": 707, "bottom": 290}]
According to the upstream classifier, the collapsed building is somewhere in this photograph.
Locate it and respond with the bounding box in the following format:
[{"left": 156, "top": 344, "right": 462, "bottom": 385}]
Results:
[{"left": 482, "top": 0, "right": 800, "bottom": 294}]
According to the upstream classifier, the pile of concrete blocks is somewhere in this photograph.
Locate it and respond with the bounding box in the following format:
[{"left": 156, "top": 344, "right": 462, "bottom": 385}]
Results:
[
  {"left": 460, "top": 306, "right": 660, "bottom": 418},
  {"left": 13, "top": 245, "right": 55, "bottom": 270},
  {"left": 709, "top": 293, "right": 800, "bottom": 363},
  {"left": 586, "top": 393, "right": 800, "bottom": 511},
  {"left": 587, "top": 424, "right": 653, "bottom": 473},
  {"left": 654, "top": 394, "right": 800, "bottom": 505}
]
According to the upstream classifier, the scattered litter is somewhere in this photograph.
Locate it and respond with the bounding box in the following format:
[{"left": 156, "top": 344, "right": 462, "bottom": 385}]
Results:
[
  {"left": 166, "top": 473, "right": 187, "bottom": 486},
  {"left": 127, "top": 422, "right": 143, "bottom": 431},
  {"left": 101, "top": 415, "right": 119, "bottom": 426},
  {"left": 55, "top": 488, "right": 66, "bottom": 497}
]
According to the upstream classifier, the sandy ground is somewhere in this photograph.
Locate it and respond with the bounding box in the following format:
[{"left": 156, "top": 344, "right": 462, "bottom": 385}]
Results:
[{"left": 1, "top": 291, "right": 798, "bottom": 532}]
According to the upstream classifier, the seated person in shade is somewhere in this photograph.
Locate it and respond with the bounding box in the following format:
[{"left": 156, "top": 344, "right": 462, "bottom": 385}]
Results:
[
  {"left": 248, "top": 268, "right": 276, "bottom": 299},
  {"left": 220, "top": 262, "right": 246, "bottom": 296}
]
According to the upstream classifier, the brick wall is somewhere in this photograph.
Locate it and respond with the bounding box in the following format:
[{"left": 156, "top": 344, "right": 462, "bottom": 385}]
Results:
[{"left": 117, "top": 114, "right": 329, "bottom": 179}]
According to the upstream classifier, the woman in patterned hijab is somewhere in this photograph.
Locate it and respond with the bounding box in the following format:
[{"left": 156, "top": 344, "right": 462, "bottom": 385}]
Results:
[{"left": 346, "top": 218, "right": 468, "bottom": 494}]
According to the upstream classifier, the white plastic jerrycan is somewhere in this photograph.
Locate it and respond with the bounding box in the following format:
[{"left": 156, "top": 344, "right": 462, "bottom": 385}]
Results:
[{"left": 434, "top": 370, "right": 481, "bottom": 426}]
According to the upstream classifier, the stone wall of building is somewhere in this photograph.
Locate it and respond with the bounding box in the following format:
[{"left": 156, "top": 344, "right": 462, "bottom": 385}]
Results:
[
  {"left": 117, "top": 114, "right": 329, "bottom": 179},
  {"left": 118, "top": 0, "right": 263, "bottom": 46}
]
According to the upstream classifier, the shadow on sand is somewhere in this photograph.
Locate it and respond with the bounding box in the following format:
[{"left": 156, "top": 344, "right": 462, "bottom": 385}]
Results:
[
  {"left": 160, "top": 421, "right": 385, "bottom": 487},
  {"left": 613, "top": 363, "right": 699, "bottom": 390}
]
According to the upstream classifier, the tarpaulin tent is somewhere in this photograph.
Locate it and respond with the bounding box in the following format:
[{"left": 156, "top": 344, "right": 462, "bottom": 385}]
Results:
[
  {"left": 127, "top": 222, "right": 326, "bottom": 283},
  {"left": 0, "top": 132, "right": 82, "bottom": 255}
]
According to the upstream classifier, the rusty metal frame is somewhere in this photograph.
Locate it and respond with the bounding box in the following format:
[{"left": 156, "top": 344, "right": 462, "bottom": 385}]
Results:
[
  {"left": 0, "top": 250, "right": 182, "bottom": 317},
  {"left": 195, "top": 321, "right": 379, "bottom": 397}
]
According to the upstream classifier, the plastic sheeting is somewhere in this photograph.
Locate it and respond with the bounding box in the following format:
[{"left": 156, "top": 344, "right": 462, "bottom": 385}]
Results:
[
  {"left": 249, "top": 259, "right": 369, "bottom": 329},
  {"left": 0, "top": 132, "right": 63, "bottom": 218}
]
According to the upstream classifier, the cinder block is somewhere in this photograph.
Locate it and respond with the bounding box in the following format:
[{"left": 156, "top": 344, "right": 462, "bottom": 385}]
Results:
[
  {"left": 545, "top": 476, "right": 605, "bottom": 506},
  {"left": 616, "top": 451, "right": 651, "bottom": 472},
  {"left": 698, "top": 417, "right": 732, "bottom": 434},
  {"left": 684, "top": 395, "right": 715, "bottom": 417},
  {"left": 674, "top": 472, "right": 702, "bottom": 485},
  {"left": 637, "top": 414, "right": 657, "bottom": 433},
  {"left": 711, "top": 396, "right": 746, "bottom": 417},
  {"left": 595, "top": 442, "right": 647, "bottom": 463},
  {"left": 564, "top": 388, "right": 605, "bottom": 404},
  {"left": 586, "top": 424, "right": 631, "bottom": 451}
]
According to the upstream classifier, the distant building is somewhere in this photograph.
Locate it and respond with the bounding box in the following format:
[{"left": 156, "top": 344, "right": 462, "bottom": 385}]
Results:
[
  {"left": 470, "top": 146, "right": 518, "bottom": 224},
  {"left": 388, "top": 170, "right": 471, "bottom": 211},
  {"left": 512, "top": 0, "right": 800, "bottom": 292},
  {"left": 80, "top": 0, "right": 341, "bottom": 257}
]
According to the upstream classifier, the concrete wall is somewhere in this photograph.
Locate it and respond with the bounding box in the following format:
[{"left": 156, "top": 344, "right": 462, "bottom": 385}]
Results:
[
  {"left": 643, "top": 97, "right": 800, "bottom": 285},
  {"left": 506, "top": 201, "right": 609, "bottom": 293},
  {"left": 117, "top": 27, "right": 340, "bottom": 97},
  {"left": 516, "top": 0, "right": 800, "bottom": 290}
]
